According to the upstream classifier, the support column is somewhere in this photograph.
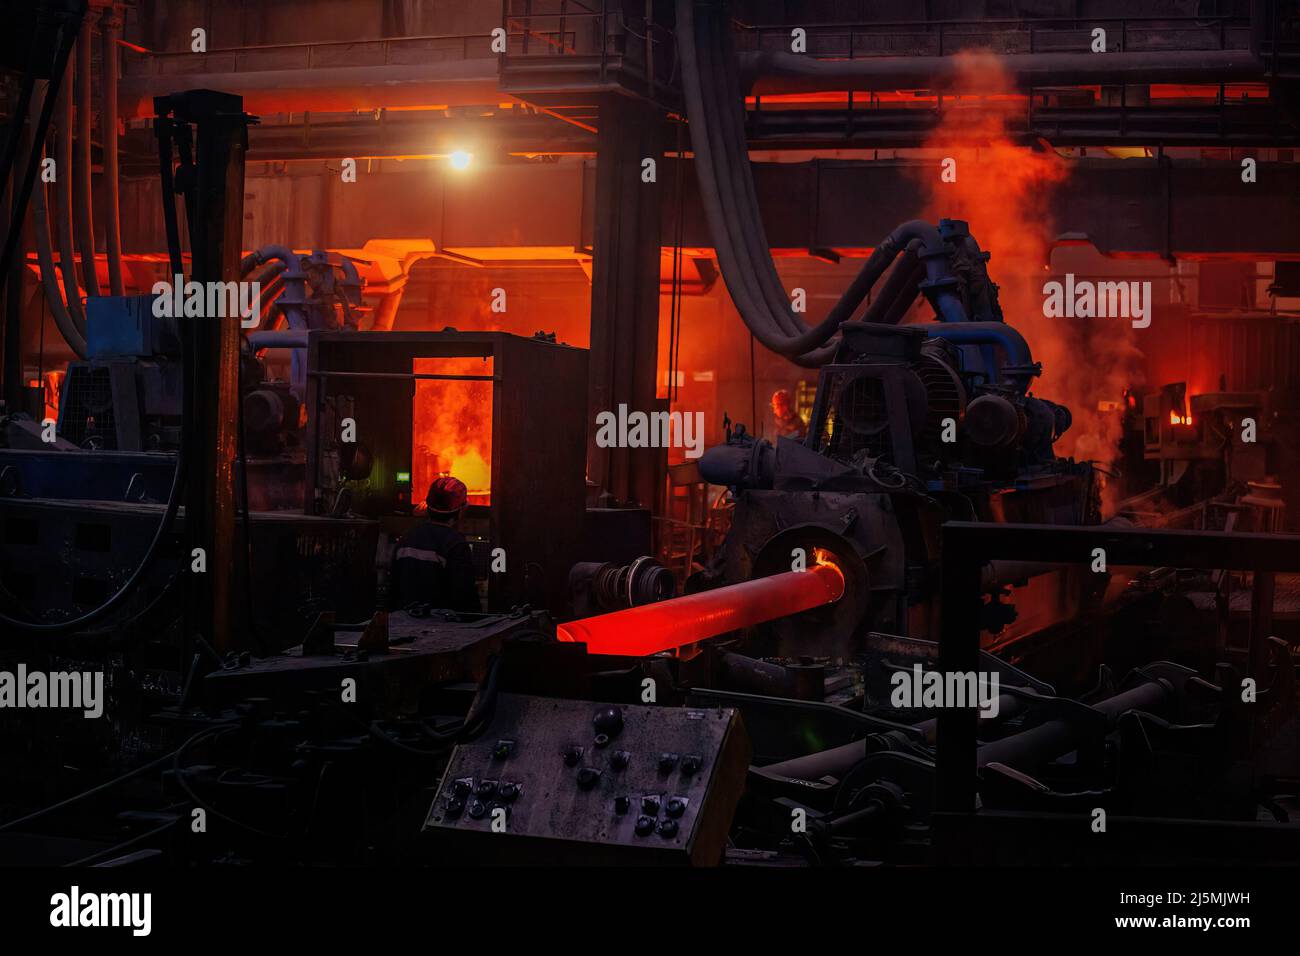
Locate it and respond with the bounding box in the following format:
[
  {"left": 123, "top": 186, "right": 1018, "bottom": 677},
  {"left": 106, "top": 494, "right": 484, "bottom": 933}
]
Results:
[
  {"left": 586, "top": 94, "right": 665, "bottom": 509},
  {"left": 161, "top": 90, "right": 250, "bottom": 656}
]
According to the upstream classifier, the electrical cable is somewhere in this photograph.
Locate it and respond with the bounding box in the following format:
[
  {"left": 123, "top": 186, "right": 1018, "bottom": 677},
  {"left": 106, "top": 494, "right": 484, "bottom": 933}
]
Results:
[
  {"left": 367, "top": 653, "right": 504, "bottom": 757},
  {"left": 170, "top": 726, "right": 289, "bottom": 840},
  {"left": 0, "top": 723, "right": 234, "bottom": 833},
  {"left": 0, "top": 441, "right": 185, "bottom": 633},
  {"left": 64, "top": 816, "right": 181, "bottom": 867}
]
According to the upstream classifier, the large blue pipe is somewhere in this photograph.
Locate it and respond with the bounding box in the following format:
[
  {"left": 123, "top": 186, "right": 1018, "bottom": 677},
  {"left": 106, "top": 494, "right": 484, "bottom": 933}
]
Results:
[{"left": 912, "top": 321, "right": 1039, "bottom": 391}]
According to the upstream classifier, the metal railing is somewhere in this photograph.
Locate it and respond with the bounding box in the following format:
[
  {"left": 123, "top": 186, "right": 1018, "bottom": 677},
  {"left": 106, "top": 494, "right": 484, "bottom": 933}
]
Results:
[
  {"left": 122, "top": 31, "right": 506, "bottom": 75},
  {"left": 736, "top": 15, "right": 1255, "bottom": 58},
  {"left": 501, "top": 0, "right": 677, "bottom": 100}
]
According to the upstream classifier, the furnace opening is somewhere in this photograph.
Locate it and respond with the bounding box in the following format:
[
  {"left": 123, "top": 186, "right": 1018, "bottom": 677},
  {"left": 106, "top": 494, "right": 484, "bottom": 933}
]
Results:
[{"left": 411, "top": 356, "right": 494, "bottom": 508}]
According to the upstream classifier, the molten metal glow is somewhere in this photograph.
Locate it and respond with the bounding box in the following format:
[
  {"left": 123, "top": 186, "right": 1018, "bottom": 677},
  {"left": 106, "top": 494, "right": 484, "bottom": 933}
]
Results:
[
  {"left": 556, "top": 561, "right": 846, "bottom": 656},
  {"left": 411, "top": 357, "right": 493, "bottom": 506}
]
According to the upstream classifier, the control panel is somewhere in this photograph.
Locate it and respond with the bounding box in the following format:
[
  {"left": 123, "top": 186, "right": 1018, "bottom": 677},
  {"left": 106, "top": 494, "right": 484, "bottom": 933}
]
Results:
[{"left": 423, "top": 694, "right": 750, "bottom": 865}]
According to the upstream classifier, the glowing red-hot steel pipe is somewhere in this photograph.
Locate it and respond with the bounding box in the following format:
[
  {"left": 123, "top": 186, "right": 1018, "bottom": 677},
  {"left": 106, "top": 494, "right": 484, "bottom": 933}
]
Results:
[{"left": 556, "top": 562, "right": 846, "bottom": 657}]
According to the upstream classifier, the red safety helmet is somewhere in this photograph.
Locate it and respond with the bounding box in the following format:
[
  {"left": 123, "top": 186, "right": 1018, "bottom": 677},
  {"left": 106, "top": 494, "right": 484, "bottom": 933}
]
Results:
[{"left": 425, "top": 475, "right": 469, "bottom": 516}]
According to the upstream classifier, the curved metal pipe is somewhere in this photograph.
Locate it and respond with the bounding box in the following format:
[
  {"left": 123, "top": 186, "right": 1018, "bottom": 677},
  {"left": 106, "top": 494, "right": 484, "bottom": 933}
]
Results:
[
  {"left": 100, "top": 7, "right": 124, "bottom": 296},
  {"left": 73, "top": 20, "right": 99, "bottom": 299},
  {"left": 912, "top": 321, "right": 1038, "bottom": 390},
  {"left": 336, "top": 254, "right": 362, "bottom": 329},
  {"left": 247, "top": 245, "right": 308, "bottom": 328}
]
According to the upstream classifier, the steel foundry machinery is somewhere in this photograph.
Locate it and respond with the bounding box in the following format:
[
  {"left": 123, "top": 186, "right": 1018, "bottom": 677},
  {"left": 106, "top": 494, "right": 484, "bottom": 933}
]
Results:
[{"left": 2, "top": 0, "right": 1299, "bottom": 867}]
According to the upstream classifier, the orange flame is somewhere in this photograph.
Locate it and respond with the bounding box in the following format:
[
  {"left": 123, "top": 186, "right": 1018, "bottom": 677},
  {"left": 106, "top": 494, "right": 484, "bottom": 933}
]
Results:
[{"left": 411, "top": 356, "right": 493, "bottom": 506}]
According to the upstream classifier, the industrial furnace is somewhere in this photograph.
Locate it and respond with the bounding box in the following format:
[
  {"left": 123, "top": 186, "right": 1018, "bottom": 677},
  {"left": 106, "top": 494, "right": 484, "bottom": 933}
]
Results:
[
  {"left": 302, "top": 329, "right": 588, "bottom": 611},
  {"left": 1, "top": 0, "right": 1300, "bottom": 934}
]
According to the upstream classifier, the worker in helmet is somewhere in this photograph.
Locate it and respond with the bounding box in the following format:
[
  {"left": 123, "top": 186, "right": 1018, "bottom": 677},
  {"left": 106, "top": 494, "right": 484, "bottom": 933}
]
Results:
[
  {"left": 390, "top": 476, "right": 481, "bottom": 613},
  {"left": 770, "top": 388, "right": 807, "bottom": 440}
]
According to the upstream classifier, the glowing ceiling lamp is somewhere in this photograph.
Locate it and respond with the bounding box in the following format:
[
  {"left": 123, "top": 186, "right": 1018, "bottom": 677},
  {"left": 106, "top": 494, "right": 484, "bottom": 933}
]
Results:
[{"left": 448, "top": 150, "right": 473, "bottom": 170}]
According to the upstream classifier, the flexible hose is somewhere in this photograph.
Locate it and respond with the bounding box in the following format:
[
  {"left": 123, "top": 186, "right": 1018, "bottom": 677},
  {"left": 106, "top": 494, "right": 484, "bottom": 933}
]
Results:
[
  {"left": 0, "top": 4, "right": 80, "bottom": 305},
  {"left": 675, "top": 1, "right": 965, "bottom": 365},
  {"left": 861, "top": 239, "right": 924, "bottom": 325},
  {"left": 678, "top": 1, "right": 839, "bottom": 364},
  {"left": 73, "top": 20, "right": 99, "bottom": 298},
  {"left": 100, "top": 6, "right": 124, "bottom": 296},
  {"left": 54, "top": 68, "right": 84, "bottom": 336},
  {"left": 29, "top": 84, "right": 87, "bottom": 358}
]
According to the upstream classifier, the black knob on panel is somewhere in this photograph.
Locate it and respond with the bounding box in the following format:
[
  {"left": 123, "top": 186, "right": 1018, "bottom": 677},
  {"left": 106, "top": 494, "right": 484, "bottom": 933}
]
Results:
[
  {"left": 577, "top": 767, "right": 602, "bottom": 791},
  {"left": 499, "top": 782, "right": 520, "bottom": 802},
  {"left": 475, "top": 779, "right": 498, "bottom": 798},
  {"left": 657, "top": 753, "right": 678, "bottom": 774},
  {"left": 641, "top": 795, "right": 661, "bottom": 816},
  {"left": 452, "top": 778, "right": 472, "bottom": 798},
  {"left": 468, "top": 800, "right": 487, "bottom": 820},
  {"left": 613, "top": 795, "right": 631, "bottom": 815},
  {"left": 634, "top": 815, "right": 655, "bottom": 837},
  {"left": 563, "top": 745, "right": 584, "bottom": 767},
  {"left": 592, "top": 705, "right": 624, "bottom": 737},
  {"left": 666, "top": 797, "right": 686, "bottom": 818},
  {"left": 445, "top": 797, "right": 465, "bottom": 818},
  {"left": 681, "top": 754, "right": 703, "bottom": 775},
  {"left": 656, "top": 818, "right": 679, "bottom": 839},
  {"left": 611, "top": 750, "right": 631, "bottom": 770}
]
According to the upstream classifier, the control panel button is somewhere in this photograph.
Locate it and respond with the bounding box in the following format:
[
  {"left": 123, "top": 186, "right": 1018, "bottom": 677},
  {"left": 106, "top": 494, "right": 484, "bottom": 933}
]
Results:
[
  {"left": 657, "top": 752, "right": 679, "bottom": 774},
  {"left": 468, "top": 800, "right": 487, "bottom": 820},
  {"left": 656, "top": 818, "right": 679, "bottom": 839},
  {"left": 576, "top": 767, "right": 602, "bottom": 791},
  {"left": 593, "top": 733, "right": 610, "bottom": 749},
  {"left": 452, "top": 778, "right": 473, "bottom": 798},
  {"left": 665, "top": 796, "right": 687, "bottom": 818},
  {"left": 562, "top": 745, "right": 584, "bottom": 767},
  {"left": 634, "top": 815, "right": 655, "bottom": 837},
  {"left": 475, "top": 779, "right": 498, "bottom": 798},
  {"left": 611, "top": 750, "right": 631, "bottom": 770},
  {"left": 592, "top": 705, "right": 624, "bottom": 737},
  {"left": 641, "top": 794, "right": 661, "bottom": 816},
  {"left": 681, "top": 754, "right": 703, "bottom": 775},
  {"left": 499, "top": 782, "right": 521, "bottom": 802},
  {"left": 613, "top": 795, "right": 631, "bottom": 815},
  {"left": 445, "top": 797, "right": 465, "bottom": 818}
]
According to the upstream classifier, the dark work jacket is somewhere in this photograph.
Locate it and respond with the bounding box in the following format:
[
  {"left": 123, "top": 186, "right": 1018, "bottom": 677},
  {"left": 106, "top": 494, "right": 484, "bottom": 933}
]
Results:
[{"left": 391, "top": 521, "right": 481, "bottom": 613}]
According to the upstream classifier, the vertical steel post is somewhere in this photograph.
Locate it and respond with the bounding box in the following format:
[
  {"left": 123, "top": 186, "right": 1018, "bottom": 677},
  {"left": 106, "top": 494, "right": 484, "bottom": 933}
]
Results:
[{"left": 159, "top": 90, "right": 252, "bottom": 657}]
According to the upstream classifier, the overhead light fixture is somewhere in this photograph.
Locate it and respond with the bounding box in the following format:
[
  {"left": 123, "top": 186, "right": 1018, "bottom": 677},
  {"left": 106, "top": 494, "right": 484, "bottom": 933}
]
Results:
[{"left": 449, "top": 150, "right": 472, "bottom": 170}]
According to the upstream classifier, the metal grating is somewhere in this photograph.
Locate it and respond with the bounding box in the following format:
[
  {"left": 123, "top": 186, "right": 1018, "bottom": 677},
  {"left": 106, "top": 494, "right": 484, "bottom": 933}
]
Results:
[
  {"left": 59, "top": 365, "right": 116, "bottom": 449},
  {"left": 815, "top": 372, "right": 891, "bottom": 462}
]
